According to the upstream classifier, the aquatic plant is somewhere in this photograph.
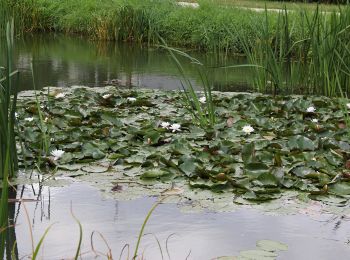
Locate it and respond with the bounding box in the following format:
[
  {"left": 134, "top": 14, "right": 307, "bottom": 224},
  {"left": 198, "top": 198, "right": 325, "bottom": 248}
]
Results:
[
  {"left": 16, "top": 86, "right": 350, "bottom": 204},
  {"left": 0, "top": 20, "right": 18, "bottom": 260},
  {"left": 160, "top": 41, "right": 216, "bottom": 128},
  {"left": 233, "top": 6, "right": 350, "bottom": 96}
]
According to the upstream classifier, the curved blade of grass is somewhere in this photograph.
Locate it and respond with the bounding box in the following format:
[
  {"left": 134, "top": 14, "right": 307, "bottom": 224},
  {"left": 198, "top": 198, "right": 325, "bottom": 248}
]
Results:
[
  {"left": 71, "top": 203, "right": 83, "bottom": 260},
  {"left": 90, "top": 230, "right": 113, "bottom": 259},
  {"left": 144, "top": 233, "right": 164, "bottom": 260},
  {"left": 119, "top": 244, "right": 130, "bottom": 260},
  {"left": 32, "top": 223, "right": 55, "bottom": 260},
  {"left": 165, "top": 233, "right": 176, "bottom": 260},
  {"left": 133, "top": 196, "right": 168, "bottom": 259}
]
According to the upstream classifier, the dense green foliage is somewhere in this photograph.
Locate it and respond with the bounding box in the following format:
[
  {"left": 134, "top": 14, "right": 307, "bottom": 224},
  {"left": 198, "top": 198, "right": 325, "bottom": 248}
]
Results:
[
  {"left": 16, "top": 86, "right": 350, "bottom": 203},
  {"left": 0, "top": 0, "right": 323, "bottom": 53},
  {"left": 234, "top": 7, "right": 350, "bottom": 96}
]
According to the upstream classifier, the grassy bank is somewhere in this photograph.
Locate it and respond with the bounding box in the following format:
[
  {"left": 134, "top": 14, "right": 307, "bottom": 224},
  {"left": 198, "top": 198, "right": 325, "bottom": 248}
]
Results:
[{"left": 1, "top": 0, "right": 341, "bottom": 54}]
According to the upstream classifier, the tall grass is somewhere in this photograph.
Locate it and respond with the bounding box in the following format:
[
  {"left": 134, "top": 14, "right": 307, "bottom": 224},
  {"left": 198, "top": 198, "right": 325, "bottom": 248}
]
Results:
[
  {"left": 0, "top": 20, "right": 18, "bottom": 260},
  {"left": 0, "top": 0, "right": 284, "bottom": 54},
  {"left": 161, "top": 39, "right": 216, "bottom": 128},
  {"left": 232, "top": 6, "right": 350, "bottom": 96}
]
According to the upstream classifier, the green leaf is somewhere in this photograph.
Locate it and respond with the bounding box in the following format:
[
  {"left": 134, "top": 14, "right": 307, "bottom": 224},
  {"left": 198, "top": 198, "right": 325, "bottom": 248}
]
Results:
[
  {"left": 256, "top": 240, "right": 288, "bottom": 252},
  {"left": 245, "top": 163, "right": 270, "bottom": 178},
  {"left": 101, "top": 113, "right": 123, "bottom": 127},
  {"left": 179, "top": 159, "right": 197, "bottom": 177},
  {"left": 242, "top": 142, "right": 255, "bottom": 164},
  {"left": 288, "top": 135, "right": 316, "bottom": 151},
  {"left": 239, "top": 249, "right": 277, "bottom": 259},
  {"left": 141, "top": 169, "right": 168, "bottom": 179},
  {"left": 256, "top": 172, "right": 279, "bottom": 187},
  {"left": 329, "top": 182, "right": 350, "bottom": 196}
]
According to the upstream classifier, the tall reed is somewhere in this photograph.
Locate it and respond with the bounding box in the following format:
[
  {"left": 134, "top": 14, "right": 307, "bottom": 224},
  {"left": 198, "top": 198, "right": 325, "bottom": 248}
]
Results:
[
  {"left": 160, "top": 39, "right": 216, "bottom": 128},
  {"left": 233, "top": 6, "right": 350, "bottom": 96},
  {"left": 0, "top": 20, "right": 18, "bottom": 259}
]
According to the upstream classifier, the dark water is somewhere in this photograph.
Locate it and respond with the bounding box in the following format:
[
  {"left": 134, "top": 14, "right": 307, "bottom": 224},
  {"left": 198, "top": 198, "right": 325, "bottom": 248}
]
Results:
[
  {"left": 12, "top": 181, "right": 350, "bottom": 260},
  {"left": 5, "top": 34, "right": 253, "bottom": 92}
]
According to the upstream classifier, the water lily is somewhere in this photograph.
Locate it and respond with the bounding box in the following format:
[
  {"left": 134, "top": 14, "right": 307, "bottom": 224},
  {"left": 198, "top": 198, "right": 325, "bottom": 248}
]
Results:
[
  {"left": 347, "top": 103, "right": 350, "bottom": 109},
  {"left": 160, "top": 121, "right": 170, "bottom": 129},
  {"left": 311, "top": 119, "right": 318, "bottom": 123},
  {"left": 102, "top": 94, "right": 112, "bottom": 99},
  {"left": 50, "top": 149, "right": 65, "bottom": 160},
  {"left": 15, "top": 112, "right": 18, "bottom": 119},
  {"left": 242, "top": 125, "right": 254, "bottom": 134},
  {"left": 25, "top": 117, "right": 34, "bottom": 122},
  {"left": 306, "top": 106, "right": 316, "bottom": 113},
  {"left": 127, "top": 97, "right": 136, "bottom": 102},
  {"left": 199, "top": 96, "right": 206, "bottom": 104},
  {"left": 169, "top": 123, "right": 181, "bottom": 132},
  {"left": 55, "top": 92, "right": 66, "bottom": 99}
]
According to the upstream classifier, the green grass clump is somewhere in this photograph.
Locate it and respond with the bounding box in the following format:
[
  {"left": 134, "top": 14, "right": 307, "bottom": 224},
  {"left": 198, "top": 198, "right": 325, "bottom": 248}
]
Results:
[
  {"left": 232, "top": 6, "right": 350, "bottom": 96},
  {"left": 0, "top": 0, "right": 309, "bottom": 54}
]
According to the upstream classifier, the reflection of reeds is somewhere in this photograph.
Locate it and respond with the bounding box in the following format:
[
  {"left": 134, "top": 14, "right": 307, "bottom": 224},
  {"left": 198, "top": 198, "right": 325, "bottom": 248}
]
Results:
[{"left": 233, "top": 6, "right": 350, "bottom": 96}]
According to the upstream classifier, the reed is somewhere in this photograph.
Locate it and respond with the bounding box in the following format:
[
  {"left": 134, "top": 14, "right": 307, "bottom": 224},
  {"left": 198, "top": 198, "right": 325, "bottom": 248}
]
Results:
[
  {"left": 161, "top": 40, "right": 216, "bottom": 128},
  {"left": 0, "top": 20, "right": 19, "bottom": 259},
  {"left": 232, "top": 6, "right": 350, "bottom": 96}
]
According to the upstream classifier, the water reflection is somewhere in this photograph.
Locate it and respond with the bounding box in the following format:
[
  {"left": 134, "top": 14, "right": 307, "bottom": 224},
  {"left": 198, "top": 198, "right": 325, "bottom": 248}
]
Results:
[
  {"left": 4, "top": 187, "right": 18, "bottom": 260},
  {"left": 13, "top": 181, "right": 350, "bottom": 260},
  {"left": 5, "top": 34, "right": 253, "bottom": 92}
]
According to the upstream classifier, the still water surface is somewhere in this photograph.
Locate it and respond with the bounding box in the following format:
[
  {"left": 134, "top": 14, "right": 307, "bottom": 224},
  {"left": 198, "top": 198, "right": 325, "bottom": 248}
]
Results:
[
  {"left": 10, "top": 34, "right": 252, "bottom": 92},
  {"left": 6, "top": 35, "right": 350, "bottom": 259},
  {"left": 13, "top": 181, "right": 350, "bottom": 259}
]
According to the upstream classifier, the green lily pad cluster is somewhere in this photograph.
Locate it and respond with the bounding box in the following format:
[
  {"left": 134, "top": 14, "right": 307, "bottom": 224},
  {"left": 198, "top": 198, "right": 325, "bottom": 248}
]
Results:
[{"left": 16, "top": 86, "right": 350, "bottom": 202}]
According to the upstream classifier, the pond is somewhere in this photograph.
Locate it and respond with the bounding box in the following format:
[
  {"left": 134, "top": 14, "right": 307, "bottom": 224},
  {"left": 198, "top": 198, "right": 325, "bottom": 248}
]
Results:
[
  {"left": 10, "top": 34, "right": 252, "bottom": 92},
  {"left": 12, "top": 180, "right": 350, "bottom": 259},
  {"left": 4, "top": 35, "right": 350, "bottom": 260}
]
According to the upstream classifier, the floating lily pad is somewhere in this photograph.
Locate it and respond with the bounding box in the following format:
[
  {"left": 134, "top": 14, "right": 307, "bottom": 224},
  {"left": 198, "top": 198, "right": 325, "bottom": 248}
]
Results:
[
  {"left": 239, "top": 249, "right": 277, "bottom": 259},
  {"left": 256, "top": 239, "right": 288, "bottom": 252}
]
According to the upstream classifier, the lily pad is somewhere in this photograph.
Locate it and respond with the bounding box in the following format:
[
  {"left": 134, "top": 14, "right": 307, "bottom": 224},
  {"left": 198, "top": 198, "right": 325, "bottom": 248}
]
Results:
[{"left": 256, "top": 240, "right": 288, "bottom": 252}]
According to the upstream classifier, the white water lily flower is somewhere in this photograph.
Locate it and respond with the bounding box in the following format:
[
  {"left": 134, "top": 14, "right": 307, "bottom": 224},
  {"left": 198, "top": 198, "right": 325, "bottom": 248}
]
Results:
[
  {"left": 312, "top": 119, "right": 318, "bottom": 123},
  {"left": 44, "top": 117, "right": 49, "bottom": 123},
  {"left": 24, "top": 117, "right": 34, "bottom": 122},
  {"left": 161, "top": 121, "right": 170, "bottom": 129},
  {"left": 15, "top": 112, "right": 18, "bottom": 119},
  {"left": 170, "top": 123, "right": 181, "bottom": 132},
  {"left": 242, "top": 125, "right": 254, "bottom": 134},
  {"left": 55, "top": 92, "right": 66, "bottom": 99},
  {"left": 306, "top": 106, "right": 316, "bottom": 113},
  {"left": 127, "top": 97, "right": 136, "bottom": 102},
  {"left": 50, "top": 149, "right": 65, "bottom": 160},
  {"left": 347, "top": 103, "right": 350, "bottom": 109},
  {"left": 102, "top": 94, "right": 112, "bottom": 99},
  {"left": 199, "top": 96, "right": 206, "bottom": 104}
]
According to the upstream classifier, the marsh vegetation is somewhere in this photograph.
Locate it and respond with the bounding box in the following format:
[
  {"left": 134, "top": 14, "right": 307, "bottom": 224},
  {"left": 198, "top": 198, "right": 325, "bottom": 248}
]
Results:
[{"left": 1, "top": 0, "right": 350, "bottom": 259}]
